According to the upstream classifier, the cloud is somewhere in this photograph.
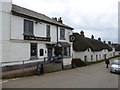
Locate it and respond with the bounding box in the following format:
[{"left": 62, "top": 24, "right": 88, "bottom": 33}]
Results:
[{"left": 13, "top": 0, "right": 119, "bottom": 43}]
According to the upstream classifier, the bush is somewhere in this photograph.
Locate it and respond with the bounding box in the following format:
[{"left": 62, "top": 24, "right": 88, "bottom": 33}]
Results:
[{"left": 72, "top": 58, "right": 87, "bottom": 68}]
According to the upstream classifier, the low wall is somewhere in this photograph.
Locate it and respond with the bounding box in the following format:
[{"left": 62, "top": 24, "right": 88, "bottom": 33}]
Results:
[{"left": 2, "top": 62, "right": 63, "bottom": 79}]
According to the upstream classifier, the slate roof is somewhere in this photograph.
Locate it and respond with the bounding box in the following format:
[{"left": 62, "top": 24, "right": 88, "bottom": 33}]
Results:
[
  {"left": 73, "top": 33, "right": 113, "bottom": 52},
  {"left": 12, "top": 4, "right": 74, "bottom": 30}
]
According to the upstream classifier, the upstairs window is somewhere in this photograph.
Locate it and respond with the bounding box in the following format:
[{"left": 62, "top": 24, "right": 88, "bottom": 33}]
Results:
[
  {"left": 24, "top": 19, "right": 34, "bottom": 36},
  {"left": 46, "top": 25, "right": 50, "bottom": 37},
  {"left": 60, "top": 28, "right": 65, "bottom": 39}
]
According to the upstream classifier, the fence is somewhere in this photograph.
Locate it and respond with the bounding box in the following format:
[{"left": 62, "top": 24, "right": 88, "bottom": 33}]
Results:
[
  {"left": 1, "top": 58, "right": 46, "bottom": 72},
  {"left": 1, "top": 56, "right": 63, "bottom": 71},
  {"left": 1, "top": 57, "right": 64, "bottom": 79}
]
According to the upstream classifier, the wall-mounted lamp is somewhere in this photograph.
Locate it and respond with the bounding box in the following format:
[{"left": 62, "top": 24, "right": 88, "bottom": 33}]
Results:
[
  {"left": 35, "top": 21, "right": 42, "bottom": 24},
  {"left": 35, "top": 21, "right": 39, "bottom": 24}
]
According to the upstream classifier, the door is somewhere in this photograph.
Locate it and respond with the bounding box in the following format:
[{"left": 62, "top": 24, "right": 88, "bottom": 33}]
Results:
[
  {"left": 104, "top": 54, "right": 106, "bottom": 59},
  {"left": 84, "top": 55, "right": 87, "bottom": 62},
  {"left": 47, "top": 48, "right": 52, "bottom": 58}
]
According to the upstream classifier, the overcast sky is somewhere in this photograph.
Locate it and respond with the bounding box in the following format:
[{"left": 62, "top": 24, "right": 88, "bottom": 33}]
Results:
[{"left": 12, "top": 0, "right": 119, "bottom": 43}]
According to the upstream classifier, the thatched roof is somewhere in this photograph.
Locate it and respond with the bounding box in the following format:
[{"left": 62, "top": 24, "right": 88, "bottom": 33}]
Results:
[
  {"left": 112, "top": 44, "right": 120, "bottom": 51},
  {"left": 73, "top": 33, "right": 112, "bottom": 52}
]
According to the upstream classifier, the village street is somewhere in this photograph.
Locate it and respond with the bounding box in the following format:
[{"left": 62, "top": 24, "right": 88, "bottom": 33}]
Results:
[{"left": 2, "top": 60, "right": 119, "bottom": 88}]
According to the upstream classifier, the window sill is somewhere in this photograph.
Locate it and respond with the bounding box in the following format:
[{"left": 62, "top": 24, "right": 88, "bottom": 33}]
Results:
[
  {"left": 63, "top": 56, "right": 71, "bottom": 59},
  {"left": 60, "top": 37, "right": 66, "bottom": 40},
  {"left": 23, "top": 34, "right": 34, "bottom": 36}
]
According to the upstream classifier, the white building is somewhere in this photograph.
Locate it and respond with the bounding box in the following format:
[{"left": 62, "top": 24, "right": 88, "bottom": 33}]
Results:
[
  {"left": 73, "top": 32, "right": 116, "bottom": 62},
  {"left": 1, "top": 2, "right": 74, "bottom": 68}
]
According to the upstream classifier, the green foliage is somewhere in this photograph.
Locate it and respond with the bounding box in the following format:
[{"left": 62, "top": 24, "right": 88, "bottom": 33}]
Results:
[
  {"left": 72, "top": 58, "right": 87, "bottom": 68},
  {"left": 54, "top": 46, "right": 62, "bottom": 56}
]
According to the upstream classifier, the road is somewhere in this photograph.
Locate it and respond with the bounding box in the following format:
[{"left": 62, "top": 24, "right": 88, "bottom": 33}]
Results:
[{"left": 2, "top": 61, "right": 119, "bottom": 88}]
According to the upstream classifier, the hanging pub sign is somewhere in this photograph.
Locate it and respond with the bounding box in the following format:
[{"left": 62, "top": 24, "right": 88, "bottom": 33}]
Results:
[
  {"left": 24, "top": 35, "right": 50, "bottom": 42},
  {"left": 70, "top": 35, "right": 76, "bottom": 42}
]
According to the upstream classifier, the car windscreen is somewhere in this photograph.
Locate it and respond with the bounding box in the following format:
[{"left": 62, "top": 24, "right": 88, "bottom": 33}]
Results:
[{"left": 112, "top": 61, "right": 120, "bottom": 65}]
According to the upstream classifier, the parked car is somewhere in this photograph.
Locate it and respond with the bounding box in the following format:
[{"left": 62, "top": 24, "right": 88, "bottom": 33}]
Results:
[{"left": 110, "top": 60, "right": 120, "bottom": 74}]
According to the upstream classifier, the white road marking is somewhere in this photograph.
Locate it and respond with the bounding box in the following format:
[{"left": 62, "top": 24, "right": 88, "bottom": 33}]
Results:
[
  {"left": 0, "top": 78, "right": 21, "bottom": 83},
  {"left": 10, "top": 78, "right": 21, "bottom": 81},
  {"left": 1, "top": 80, "right": 9, "bottom": 83},
  {"left": 34, "top": 76, "right": 38, "bottom": 77}
]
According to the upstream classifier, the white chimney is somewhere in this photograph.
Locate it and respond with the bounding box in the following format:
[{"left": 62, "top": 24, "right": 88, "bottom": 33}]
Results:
[{"left": 1, "top": 0, "right": 12, "bottom": 13}]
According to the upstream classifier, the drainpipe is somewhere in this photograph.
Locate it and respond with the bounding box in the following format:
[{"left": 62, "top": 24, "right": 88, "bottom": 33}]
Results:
[{"left": 56, "top": 25, "right": 58, "bottom": 43}]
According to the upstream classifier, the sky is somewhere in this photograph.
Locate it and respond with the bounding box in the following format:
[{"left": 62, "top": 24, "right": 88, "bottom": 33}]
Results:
[{"left": 12, "top": 0, "right": 119, "bottom": 43}]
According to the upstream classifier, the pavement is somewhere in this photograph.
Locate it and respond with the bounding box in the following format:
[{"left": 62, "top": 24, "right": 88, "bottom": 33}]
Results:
[{"left": 2, "top": 61, "right": 119, "bottom": 88}]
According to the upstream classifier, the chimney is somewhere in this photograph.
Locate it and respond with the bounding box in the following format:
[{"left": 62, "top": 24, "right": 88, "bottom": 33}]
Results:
[
  {"left": 80, "top": 31, "right": 85, "bottom": 37},
  {"left": 52, "top": 17, "right": 57, "bottom": 21},
  {"left": 98, "top": 37, "right": 101, "bottom": 41},
  {"left": 103, "top": 41, "right": 106, "bottom": 44},
  {"left": 58, "top": 17, "right": 63, "bottom": 23},
  {"left": 91, "top": 35, "right": 94, "bottom": 39},
  {"left": 108, "top": 41, "right": 111, "bottom": 45}
]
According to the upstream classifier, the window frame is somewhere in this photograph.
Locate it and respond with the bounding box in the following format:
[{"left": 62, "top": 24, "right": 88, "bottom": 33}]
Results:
[
  {"left": 60, "top": 28, "right": 65, "bottom": 39},
  {"left": 63, "top": 46, "right": 70, "bottom": 57},
  {"left": 40, "top": 49, "right": 44, "bottom": 56},
  {"left": 24, "top": 19, "right": 34, "bottom": 36},
  {"left": 46, "top": 25, "right": 50, "bottom": 38},
  {"left": 30, "top": 43, "right": 38, "bottom": 59},
  {"left": 91, "top": 55, "right": 93, "bottom": 60}
]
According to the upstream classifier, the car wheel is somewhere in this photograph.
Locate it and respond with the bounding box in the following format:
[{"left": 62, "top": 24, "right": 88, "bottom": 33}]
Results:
[{"left": 110, "top": 70, "right": 113, "bottom": 73}]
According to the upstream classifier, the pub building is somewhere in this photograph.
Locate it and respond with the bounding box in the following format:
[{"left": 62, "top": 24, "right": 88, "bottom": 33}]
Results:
[{"left": 1, "top": 2, "right": 74, "bottom": 69}]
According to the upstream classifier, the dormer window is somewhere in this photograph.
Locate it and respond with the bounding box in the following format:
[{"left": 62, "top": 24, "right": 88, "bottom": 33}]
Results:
[{"left": 24, "top": 19, "right": 34, "bottom": 36}]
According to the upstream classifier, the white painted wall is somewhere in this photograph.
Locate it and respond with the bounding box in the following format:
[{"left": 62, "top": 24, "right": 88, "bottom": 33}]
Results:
[
  {"left": 2, "top": 2, "right": 12, "bottom": 64},
  {"left": 50, "top": 25, "right": 57, "bottom": 43},
  {"left": 63, "top": 57, "right": 72, "bottom": 66},
  {"left": 35, "top": 22, "right": 46, "bottom": 37},
  {"left": 11, "top": 15, "right": 23, "bottom": 40},
  {"left": 73, "top": 48, "right": 115, "bottom": 62},
  {"left": 0, "top": 1, "right": 2, "bottom": 65},
  {"left": 9, "top": 42, "right": 30, "bottom": 61}
]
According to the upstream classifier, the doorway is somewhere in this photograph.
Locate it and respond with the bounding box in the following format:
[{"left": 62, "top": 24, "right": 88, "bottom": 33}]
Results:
[{"left": 47, "top": 48, "right": 53, "bottom": 58}]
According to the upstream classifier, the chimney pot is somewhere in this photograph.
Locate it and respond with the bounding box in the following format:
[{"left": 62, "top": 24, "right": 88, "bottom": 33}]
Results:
[
  {"left": 103, "top": 41, "right": 106, "bottom": 44},
  {"left": 91, "top": 35, "right": 94, "bottom": 39},
  {"left": 108, "top": 41, "right": 111, "bottom": 45},
  {"left": 98, "top": 37, "right": 101, "bottom": 41},
  {"left": 58, "top": 17, "right": 63, "bottom": 23},
  {"left": 80, "top": 31, "right": 85, "bottom": 37}
]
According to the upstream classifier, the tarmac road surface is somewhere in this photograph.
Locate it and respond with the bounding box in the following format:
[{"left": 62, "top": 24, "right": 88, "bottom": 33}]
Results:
[{"left": 2, "top": 61, "right": 119, "bottom": 88}]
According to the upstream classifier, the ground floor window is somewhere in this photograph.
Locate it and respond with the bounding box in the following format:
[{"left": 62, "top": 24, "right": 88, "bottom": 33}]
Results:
[
  {"left": 63, "top": 47, "right": 70, "bottom": 56},
  {"left": 40, "top": 49, "right": 44, "bottom": 56},
  {"left": 91, "top": 55, "right": 93, "bottom": 60},
  {"left": 113, "top": 52, "right": 115, "bottom": 56},
  {"left": 99, "top": 54, "right": 101, "bottom": 59},
  {"left": 103, "top": 54, "right": 106, "bottom": 59},
  {"left": 30, "top": 43, "right": 38, "bottom": 59},
  {"left": 96, "top": 55, "right": 98, "bottom": 60}
]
